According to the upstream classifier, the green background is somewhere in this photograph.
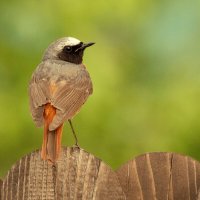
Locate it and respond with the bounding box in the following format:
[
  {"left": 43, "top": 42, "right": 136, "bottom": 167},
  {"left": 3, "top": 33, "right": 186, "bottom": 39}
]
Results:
[{"left": 0, "top": 0, "right": 200, "bottom": 177}]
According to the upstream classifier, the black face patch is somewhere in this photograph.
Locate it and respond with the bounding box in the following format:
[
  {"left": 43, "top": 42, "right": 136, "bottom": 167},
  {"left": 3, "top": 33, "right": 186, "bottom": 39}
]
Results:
[{"left": 58, "top": 42, "right": 84, "bottom": 64}]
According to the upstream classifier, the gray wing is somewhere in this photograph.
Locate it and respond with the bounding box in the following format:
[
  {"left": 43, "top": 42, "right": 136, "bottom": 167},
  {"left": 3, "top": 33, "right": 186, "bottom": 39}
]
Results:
[
  {"left": 49, "top": 72, "right": 92, "bottom": 130},
  {"left": 29, "top": 70, "right": 50, "bottom": 127},
  {"left": 29, "top": 61, "right": 93, "bottom": 130}
]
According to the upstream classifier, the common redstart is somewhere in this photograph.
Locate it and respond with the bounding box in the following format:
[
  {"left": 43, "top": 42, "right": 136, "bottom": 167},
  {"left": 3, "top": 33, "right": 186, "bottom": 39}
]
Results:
[{"left": 29, "top": 37, "right": 94, "bottom": 162}]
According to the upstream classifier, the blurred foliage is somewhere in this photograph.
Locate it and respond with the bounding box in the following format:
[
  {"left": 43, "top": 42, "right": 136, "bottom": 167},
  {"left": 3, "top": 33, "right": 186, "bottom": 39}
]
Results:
[{"left": 0, "top": 0, "right": 200, "bottom": 177}]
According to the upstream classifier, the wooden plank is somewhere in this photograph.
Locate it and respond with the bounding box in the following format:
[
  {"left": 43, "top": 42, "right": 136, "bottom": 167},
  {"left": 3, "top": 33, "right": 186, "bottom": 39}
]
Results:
[
  {"left": 170, "top": 154, "right": 190, "bottom": 199},
  {"left": 149, "top": 152, "right": 172, "bottom": 200}
]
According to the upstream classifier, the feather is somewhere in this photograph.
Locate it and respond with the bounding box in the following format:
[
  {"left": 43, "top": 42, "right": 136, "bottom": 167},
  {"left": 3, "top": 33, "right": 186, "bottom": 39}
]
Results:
[{"left": 29, "top": 60, "right": 92, "bottom": 129}]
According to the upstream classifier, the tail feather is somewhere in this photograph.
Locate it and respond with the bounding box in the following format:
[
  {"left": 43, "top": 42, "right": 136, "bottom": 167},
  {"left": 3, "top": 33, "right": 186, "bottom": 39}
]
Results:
[{"left": 41, "top": 103, "right": 63, "bottom": 162}]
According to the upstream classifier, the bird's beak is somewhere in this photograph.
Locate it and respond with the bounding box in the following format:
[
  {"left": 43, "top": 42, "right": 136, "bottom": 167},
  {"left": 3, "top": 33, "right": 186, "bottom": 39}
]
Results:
[
  {"left": 82, "top": 42, "right": 95, "bottom": 49},
  {"left": 75, "top": 42, "right": 95, "bottom": 52}
]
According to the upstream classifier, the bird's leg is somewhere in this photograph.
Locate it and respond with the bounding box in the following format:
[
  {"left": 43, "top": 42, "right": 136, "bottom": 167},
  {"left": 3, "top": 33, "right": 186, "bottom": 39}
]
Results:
[{"left": 68, "top": 119, "right": 79, "bottom": 147}]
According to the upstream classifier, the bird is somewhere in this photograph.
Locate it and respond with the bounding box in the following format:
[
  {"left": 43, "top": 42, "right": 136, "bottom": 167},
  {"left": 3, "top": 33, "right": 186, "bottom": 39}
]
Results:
[{"left": 29, "top": 37, "right": 94, "bottom": 163}]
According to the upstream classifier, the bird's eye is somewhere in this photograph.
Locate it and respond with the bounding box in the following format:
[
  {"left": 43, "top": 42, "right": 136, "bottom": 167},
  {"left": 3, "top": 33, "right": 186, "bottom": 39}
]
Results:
[{"left": 64, "top": 46, "right": 72, "bottom": 52}]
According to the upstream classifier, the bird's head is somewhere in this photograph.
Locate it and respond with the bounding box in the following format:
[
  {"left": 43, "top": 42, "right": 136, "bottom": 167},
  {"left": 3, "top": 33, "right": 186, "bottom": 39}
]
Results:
[{"left": 42, "top": 37, "right": 95, "bottom": 64}]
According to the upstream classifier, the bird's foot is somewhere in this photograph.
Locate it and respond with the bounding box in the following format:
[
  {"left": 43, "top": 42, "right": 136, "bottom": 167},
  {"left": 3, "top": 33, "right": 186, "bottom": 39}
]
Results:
[{"left": 73, "top": 143, "right": 80, "bottom": 149}]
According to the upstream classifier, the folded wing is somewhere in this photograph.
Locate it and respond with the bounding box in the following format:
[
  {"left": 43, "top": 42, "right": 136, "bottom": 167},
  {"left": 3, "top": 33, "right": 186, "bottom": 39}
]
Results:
[{"left": 29, "top": 62, "right": 92, "bottom": 130}]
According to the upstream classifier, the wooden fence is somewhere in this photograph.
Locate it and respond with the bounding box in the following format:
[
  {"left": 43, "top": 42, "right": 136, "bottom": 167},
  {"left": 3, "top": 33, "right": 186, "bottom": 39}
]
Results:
[{"left": 1, "top": 147, "right": 200, "bottom": 199}]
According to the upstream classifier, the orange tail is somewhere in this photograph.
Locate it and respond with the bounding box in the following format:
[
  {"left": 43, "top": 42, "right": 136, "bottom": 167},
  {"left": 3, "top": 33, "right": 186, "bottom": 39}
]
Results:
[{"left": 41, "top": 103, "right": 63, "bottom": 163}]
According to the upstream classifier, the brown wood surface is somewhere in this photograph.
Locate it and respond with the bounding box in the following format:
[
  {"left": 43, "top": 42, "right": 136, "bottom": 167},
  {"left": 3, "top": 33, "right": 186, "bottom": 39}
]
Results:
[
  {"left": 197, "top": 190, "right": 200, "bottom": 200},
  {"left": 1, "top": 147, "right": 125, "bottom": 200},
  {"left": 2, "top": 150, "right": 200, "bottom": 200},
  {"left": 0, "top": 179, "right": 2, "bottom": 200},
  {"left": 116, "top": 152, "right": 200, "bottom": 200}
]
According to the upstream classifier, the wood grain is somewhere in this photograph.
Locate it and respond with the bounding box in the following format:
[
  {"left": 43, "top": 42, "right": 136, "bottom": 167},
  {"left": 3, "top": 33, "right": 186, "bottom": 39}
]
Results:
[
  {"left": 2, "top": 150, "right": 200, "bottom": 199},
  {"left": 1, "top": 147, "right": 125, "bottom": 200},
  {"left": 0, "top": 179, "right": 2, "bottom": 200},
  {"left": 116, "top": 152, "right": 200, "bottom": 200}
]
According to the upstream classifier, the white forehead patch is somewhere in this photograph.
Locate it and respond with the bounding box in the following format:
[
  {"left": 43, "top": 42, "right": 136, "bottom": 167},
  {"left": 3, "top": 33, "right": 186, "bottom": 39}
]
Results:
[
  {"left": 43, "top": 37, "right": 82, "bottom": 60},
  {"left": 65, "top": 37, "right": 81, "bottom": 46}
]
